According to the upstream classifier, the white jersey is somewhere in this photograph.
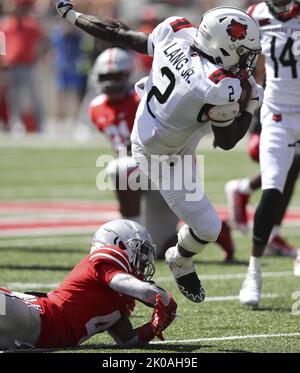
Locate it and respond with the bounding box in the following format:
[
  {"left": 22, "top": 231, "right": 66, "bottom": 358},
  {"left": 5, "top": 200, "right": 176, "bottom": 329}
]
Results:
[
  {"left": 249, "top": 2, "right": 300, "bottom": 112},
  {"left": 131, "top": 16, "right": 242, "bottom": 155}
]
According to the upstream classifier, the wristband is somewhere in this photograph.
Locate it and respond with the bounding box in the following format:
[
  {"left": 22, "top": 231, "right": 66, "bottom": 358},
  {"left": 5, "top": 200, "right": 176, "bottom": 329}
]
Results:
[{"left": 66, "top": 9, "right": 81, "bottom": 25}]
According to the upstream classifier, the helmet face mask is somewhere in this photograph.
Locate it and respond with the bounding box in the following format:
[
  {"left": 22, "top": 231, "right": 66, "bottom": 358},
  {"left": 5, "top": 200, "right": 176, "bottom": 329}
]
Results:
[
  {"left": 97, "top": 71, "right": 130, "bottom": 98},
  {"left": 194, "top": 7, "right": 262, "bottom": 79},
  {"left": 267, "top": 0, "right": 296, "bottom": 19},
  {"left": 125, "top": 239, "right": 156, "bottom": 281},
  {"left": 231, "top": 46, "right": 261, "bottom": 79}
]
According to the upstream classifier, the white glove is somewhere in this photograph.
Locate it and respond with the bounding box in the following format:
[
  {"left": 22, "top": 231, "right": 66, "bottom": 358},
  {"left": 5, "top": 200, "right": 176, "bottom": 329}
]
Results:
[
  {"left": 54, "top": 0, "right": 73, "bottom": 17},
  {"left": 245, "top": 76, "right": 264, "bottom": 115}
]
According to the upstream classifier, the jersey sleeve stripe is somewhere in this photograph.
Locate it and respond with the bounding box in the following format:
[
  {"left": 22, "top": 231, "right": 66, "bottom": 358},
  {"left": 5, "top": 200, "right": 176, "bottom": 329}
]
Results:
[
  {"left": 247, "top": 4, "right": 257, "bottom": 16},
  {"left": 90, "top": 253, "right": 129, "bottom": 272},
  {"left": 90, "top": 246, "right": 131, "bottom": 271},
  {"left": 170, "top": 18, "right": 193, "bottom": 32},
  {"left": 99, "top": 247, "right": 131, "bottom": 270},
  {"left": 209, "top": 69, "right": 235, "bottom": 84}
]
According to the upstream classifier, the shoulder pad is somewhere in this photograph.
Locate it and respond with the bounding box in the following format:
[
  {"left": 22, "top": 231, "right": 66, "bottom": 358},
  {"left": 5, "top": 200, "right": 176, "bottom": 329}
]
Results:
[
  {"left": 89, "top": 244, "right": 131, "bottom": 273},
  {"left": 148, "top": 16, "right": 193, "bottom": 55}
]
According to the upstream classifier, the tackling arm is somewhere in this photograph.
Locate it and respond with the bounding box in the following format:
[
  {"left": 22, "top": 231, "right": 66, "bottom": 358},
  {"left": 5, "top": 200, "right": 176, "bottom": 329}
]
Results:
[
  {"left": 109, "top": 272, "right": 170, "bottom": 307},
  {"left": 53, "top": 0, "right": 149, "bottom": 54}
]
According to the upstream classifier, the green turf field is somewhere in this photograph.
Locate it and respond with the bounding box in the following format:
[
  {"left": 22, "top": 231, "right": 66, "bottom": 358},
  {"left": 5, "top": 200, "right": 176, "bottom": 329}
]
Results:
[{"left": 0, "top": 139, "right": 299, "bottom": 353}]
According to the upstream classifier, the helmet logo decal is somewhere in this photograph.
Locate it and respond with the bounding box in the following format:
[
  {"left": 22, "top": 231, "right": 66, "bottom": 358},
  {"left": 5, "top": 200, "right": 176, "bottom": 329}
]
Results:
[{"left": 226, "top": 19, "right": 248, "bottom": 42}]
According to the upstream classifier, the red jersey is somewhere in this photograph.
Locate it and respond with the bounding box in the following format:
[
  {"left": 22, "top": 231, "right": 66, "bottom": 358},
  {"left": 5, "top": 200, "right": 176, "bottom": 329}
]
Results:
[
  {"left": 89, "top": 90, "right": 140, "bottom": 153},
  {"left": 0, "top": 16, "right": 43, "bottom": 66},
  {"left": 35, "top": 245, "right": 135, "bottom": 348}
]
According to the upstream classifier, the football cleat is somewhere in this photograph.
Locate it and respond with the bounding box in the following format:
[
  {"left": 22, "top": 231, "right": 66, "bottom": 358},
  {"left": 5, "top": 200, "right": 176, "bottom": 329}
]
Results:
[
  {"left": 165, "top": 246, "right": 205, "bottom": 303},
  {"left": 266, "top": 235, "right": 297, "bottom": 258},
  {"left": 239, "top": 268, "right": 262, "bottom": 306},
  {"left": 216, "top": 220, "right": 235, "bottom": 262},
  {"left": 225, "top": 179, "right": 250, "bottom": 234}
]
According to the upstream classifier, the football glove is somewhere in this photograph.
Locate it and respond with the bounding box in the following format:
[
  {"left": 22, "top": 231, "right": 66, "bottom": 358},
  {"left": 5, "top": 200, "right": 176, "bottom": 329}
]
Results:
[
  {"left": 53, "top": 0, "right": 73, "bottom": 17},
  {"left": 137, "top": 294, "right": 177, "bottom": 343},
  {"left": 149, "top": 294, "right": 167, "bottom": 340}
]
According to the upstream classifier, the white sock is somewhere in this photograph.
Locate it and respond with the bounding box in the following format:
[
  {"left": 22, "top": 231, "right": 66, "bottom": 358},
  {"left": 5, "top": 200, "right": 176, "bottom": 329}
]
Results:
[
  {"left": 248, "top": 256, "right": 261, "bottom": 272},
  {"left": 238, "top": 178, "right": 252, "bottom": 195},
  {"left": 269, "top": 225, "right": 280, "bottom": 239}
]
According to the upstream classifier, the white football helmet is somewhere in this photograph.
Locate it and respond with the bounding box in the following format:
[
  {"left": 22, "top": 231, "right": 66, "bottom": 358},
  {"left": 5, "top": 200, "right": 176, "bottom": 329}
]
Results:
[
  {"left": 92, "top": 219, "right": 156, "bottom": 280},
  {"left": 194, "top": 7, "right": 261, "bottom": 78},
  {"left": 93, "top": 47, "right": 134, "bottom": 98}
]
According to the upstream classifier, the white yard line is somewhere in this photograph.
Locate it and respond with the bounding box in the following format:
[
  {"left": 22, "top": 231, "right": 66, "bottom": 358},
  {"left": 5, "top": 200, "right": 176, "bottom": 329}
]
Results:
[{"left": 151, "top": 332, "right": 300, "bottom": 345}]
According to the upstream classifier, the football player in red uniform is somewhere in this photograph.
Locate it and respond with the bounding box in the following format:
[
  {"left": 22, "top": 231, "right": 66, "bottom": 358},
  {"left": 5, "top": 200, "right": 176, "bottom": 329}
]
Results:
[{"left": 0, "top": 220, "right": 177, "bottom": 350}]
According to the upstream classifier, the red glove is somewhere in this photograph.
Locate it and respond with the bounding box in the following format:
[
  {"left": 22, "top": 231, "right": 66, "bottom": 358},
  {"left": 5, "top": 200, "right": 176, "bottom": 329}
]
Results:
[
  {"left": 137, "top": 294, "right": 177, "bottom": 343},
  {"left": 164, "top": 294, "right": 177, "bottom": 328},
  {"left": 149, "top": 294, "right": 168, "bottom": 340},
  {"left": 248, "top": 132, "right": 260, "bottom": 163}
]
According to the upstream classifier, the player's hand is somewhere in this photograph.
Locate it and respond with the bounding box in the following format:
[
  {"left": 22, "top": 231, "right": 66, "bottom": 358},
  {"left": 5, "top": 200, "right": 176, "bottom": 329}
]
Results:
[
  {"left": 244, "top": 76, "right": 264, "bottom": 115},
  {"left": 165, "top": 294, "right": 177, "bottom": 327},
  {"left": 53, "top": 0, "right": 73, "bottom": 17},
  {"left": 150, "top": 294, "right": 177, "bottom": 340},
  {"left": 150, "top": 295, "right": 168, "bottom": 340}
]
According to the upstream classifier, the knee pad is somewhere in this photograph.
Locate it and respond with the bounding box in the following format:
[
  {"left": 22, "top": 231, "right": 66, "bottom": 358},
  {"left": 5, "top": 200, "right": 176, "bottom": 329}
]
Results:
[
  {"left": 106, "top": 156, "right": 138, "bottom": 187},
  {"left": 178, "top": 224, "right": 208, "bottom": 254}
]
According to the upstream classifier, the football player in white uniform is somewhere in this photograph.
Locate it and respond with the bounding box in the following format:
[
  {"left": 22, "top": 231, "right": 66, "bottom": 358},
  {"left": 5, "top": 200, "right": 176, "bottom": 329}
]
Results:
[
  {"left": 239, "top": 0, "right": 300, "bottom": 306},
  {"left": 53, "top": 1, "right": 263, "bottom": 303}
]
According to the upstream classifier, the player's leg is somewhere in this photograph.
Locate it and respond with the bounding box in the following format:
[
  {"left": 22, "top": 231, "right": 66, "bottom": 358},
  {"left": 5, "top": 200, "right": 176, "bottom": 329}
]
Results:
[
  {"left": 106, "top": 156, "right": 141, "bottom": 222},
  {"left": 140, "top": 190, "right": 179, "bottom": 259},
  {"left": 266, "top": 151, "right": 300, "bottom": 257},
  {"left": 225, "top": 132, "right": 261, "bottom": 234},
  {"left": 133, "top": 146, "right": 221, "bottom": 303},
  {"left": 0, "top": 289, "right": 41, "bottom": 350},
  {"left": 239, "top": 111, "right": 296, "bottom": 306},
  {"left": 215, "top": 220, "right": 236, "bottom": 262}
]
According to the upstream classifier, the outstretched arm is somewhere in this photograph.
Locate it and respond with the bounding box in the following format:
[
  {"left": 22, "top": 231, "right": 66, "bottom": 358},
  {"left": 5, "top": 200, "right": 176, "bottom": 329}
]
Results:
[{"left": 53, "top": 0, "right": 149, "bottom": 54}]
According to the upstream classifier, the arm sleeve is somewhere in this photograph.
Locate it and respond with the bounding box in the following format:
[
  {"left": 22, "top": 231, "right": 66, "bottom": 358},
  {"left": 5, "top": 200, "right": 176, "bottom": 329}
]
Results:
[{"left": 109, "top": 273, "right": 170, "bottom": 306}]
